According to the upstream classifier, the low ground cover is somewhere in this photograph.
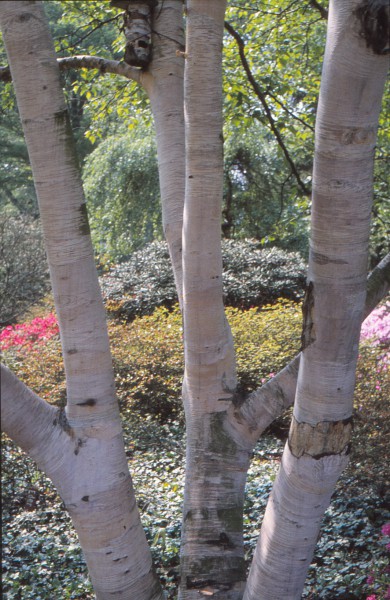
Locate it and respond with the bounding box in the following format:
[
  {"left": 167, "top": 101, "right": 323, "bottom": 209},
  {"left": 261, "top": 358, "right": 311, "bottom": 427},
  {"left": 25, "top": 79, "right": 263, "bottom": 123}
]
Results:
[{"left": 1, "top": 301, "right": 389, "bottom": 599}]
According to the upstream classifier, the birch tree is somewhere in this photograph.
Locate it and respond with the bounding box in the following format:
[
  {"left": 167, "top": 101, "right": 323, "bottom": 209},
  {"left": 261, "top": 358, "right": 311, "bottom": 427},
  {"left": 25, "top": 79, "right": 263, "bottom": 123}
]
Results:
[{"left": 1, "top": 1, "right": 389, "bottom": 599}]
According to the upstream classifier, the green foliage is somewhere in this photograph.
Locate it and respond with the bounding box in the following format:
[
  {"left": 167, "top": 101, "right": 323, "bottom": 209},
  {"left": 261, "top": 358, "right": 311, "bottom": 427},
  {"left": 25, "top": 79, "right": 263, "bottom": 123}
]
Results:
[
  {"left": 1, "top": 437, "right": 93, "bottom": 599},
  {"left": 0, "top": 108, "right": 38, "bottom": 217},
  {"left": 110, "top": 306, "right": 184, "bottom": 421},
  {"left": 223, "top": 124, "right": 311, "bottom": 253},
  {"left": 0, "top": 213, "right": 50, "bottom": 325},
  {"left": 101, "top": 239, "right": 306, "bottom": 320},
  {"left": 229, "top": 301, "right": 302, "bottom": 392},
  {"left": 221, "top": 239, "right": 307, "bottom": 307},
  {"left": 83, "top": 127, "right": 162, "bottom": 263}
]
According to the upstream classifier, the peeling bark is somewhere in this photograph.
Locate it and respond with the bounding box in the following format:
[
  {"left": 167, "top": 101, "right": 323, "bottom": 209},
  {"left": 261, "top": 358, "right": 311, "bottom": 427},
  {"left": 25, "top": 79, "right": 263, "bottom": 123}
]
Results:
[{"left": 288, "top": 415, "right": 352, "bottom": 458}]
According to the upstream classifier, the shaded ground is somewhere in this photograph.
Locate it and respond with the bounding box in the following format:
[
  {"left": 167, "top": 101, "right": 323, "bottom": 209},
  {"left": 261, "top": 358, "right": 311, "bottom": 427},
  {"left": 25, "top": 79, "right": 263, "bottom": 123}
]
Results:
[{"left": 1, "top": 311, "right": 389, "bottom": 599}]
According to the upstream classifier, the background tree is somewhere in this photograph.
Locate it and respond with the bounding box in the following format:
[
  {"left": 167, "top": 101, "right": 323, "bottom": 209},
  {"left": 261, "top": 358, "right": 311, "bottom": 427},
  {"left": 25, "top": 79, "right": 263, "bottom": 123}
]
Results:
[
  {"left": 83, "top": 124, "right": 161, "bottom": 263},
  {"left": 0, "top": 212, "right": 50, "bottom": 324}
]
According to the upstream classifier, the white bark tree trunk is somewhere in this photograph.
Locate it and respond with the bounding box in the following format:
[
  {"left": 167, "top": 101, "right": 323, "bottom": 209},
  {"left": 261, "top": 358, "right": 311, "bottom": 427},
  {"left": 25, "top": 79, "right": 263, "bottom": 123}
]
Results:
[
  {"left": 178, "top": 2, "right": 249, "bottom": 598},
  {"left": 243, "top": 2, "right": 389, "bottom": 598},
  {"left": 143, "top": 0, "right": 186, "bottom": 307},
  {"left": 0, "top": 2, "right": 163, "bottom": 598}
]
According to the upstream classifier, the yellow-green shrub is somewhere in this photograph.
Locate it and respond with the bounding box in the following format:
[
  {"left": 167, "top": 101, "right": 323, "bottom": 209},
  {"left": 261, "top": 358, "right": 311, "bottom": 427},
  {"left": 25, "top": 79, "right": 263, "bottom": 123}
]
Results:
[{"left": 2, "top": 300, "right": 302, "bottom": 421}]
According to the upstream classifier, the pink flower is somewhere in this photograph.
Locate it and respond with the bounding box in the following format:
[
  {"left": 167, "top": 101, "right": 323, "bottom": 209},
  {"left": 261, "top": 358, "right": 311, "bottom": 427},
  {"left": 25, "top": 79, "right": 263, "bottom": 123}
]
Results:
[
  {"left": 366, "top": 595, "right": 376, "bottom": 600},
  {"left": 382, "top": 523, "right": 390, "bottom": 537},
  {"left": 361, "top": 302, "right": 390, "bottom": 345},
  {"left": 366, "top": 574, "right": 375, "bottom": 585},
  {"left": 0, "top": 313, "right": 59, "bottom": 351}
]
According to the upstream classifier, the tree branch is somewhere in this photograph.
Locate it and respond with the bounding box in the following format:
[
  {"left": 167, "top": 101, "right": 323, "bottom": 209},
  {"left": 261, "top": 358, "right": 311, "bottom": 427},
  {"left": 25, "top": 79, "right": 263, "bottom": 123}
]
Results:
[
  {"left": 364, "top": 251, "right": 390, "bottom": 319},
  {"left": 228, "top": 253, "right": 390, "bottom": 445},
  {"left": 1, "top": 55, "right": 142, "bottom": 84},
  {"left": 309, "top": 0, "right": 329, "bottom": 20},
  {"left": 224, "top": 21, "right": 311, "bottom": 197},
  {"left": 0, "top": 363, "right": 70, "bottom": 467}
]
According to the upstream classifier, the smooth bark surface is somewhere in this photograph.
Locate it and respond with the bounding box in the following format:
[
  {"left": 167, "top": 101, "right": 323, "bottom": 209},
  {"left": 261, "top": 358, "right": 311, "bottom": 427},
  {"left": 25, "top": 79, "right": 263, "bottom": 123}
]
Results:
[{"left": 143, "top": 0, "right": 186, "bottom": 308}]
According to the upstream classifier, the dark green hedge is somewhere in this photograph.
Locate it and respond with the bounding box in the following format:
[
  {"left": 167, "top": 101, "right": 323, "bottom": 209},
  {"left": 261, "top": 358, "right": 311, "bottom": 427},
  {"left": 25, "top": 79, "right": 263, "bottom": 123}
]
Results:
[{"left": 101, "top": 239, "right": 307, "bottom": 320}]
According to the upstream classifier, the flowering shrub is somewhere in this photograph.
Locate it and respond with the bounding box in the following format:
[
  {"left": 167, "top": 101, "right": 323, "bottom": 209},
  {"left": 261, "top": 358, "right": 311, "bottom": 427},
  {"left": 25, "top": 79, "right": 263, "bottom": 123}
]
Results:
[
  {"left": 0, "top": 313, "right": 59, "bottom": 352},
  {"left": 361, "top": 302, "right": 390, "bottom": 346}
]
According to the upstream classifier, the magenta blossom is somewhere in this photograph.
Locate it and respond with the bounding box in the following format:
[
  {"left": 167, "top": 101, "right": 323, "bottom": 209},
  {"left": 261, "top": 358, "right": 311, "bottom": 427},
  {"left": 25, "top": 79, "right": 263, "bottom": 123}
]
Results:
[
  {"left": 0, "top": 313, "right": 59, "bottom": 351},
  {"left": 360, "top": 302, "right": 390, "bottom": 346},
  {"left": 382, "top": 523, "right": 390, "bottom": 537}
]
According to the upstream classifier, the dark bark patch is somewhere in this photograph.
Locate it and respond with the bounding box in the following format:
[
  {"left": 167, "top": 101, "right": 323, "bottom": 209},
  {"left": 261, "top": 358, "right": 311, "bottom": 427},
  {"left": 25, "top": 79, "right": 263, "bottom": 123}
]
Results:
[
  {"left": 18, "top": 13, "right": 32, "bottom": 23},
  {"left": 74, "top": 437, "right": 86, "bottom": 455},
  {"left": 78, "top": 203, "right": 91, "bottom": 236},
  {"left": 205, "top": 532, "right": 235, "bottom": 549},
  {"left": 81, "top": 495, "right": 89, "bottom": 502},
  {"left": 300, "top": 280, "right": 316, "bottom": 351},
  {"left": 55, "top": 407, "right": 73, "bottom": 437},
  {"left": 311, "top": 251, "right": 348, "bottom": 265},
  {"left": 355, "top": 0, "right": 390, "bottom": 55},
  {"left": 67, "top": 348, "right": 78, "bottom": 355},
  {"left": 289, "top": 415, "right": 353, "bottom": 458},
  {"left": 184, "top": 557, "right": 246, "bottom": 588},
  {"left": 75, "top": 398, "right": 96, "bottom": 407},
  {"left": 217, "top": 507, "right": 243, "bottom": 532},
  {"left": 208, "top": 412, "right": 237, "bottom": 456}
]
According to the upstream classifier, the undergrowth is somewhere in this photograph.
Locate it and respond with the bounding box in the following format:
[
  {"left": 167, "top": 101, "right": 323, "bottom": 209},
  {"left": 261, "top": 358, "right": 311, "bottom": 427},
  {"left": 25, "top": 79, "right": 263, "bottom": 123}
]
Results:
[{"left": 1, "top": 301, "right": 389, "bottom": 599}]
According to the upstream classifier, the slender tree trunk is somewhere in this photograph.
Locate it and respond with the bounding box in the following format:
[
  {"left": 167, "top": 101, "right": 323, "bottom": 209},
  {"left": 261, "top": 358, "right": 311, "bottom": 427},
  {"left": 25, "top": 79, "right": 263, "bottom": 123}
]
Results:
[
  {"left": 178, "top": 3, "right": 249, "bottom": 598},
  {"left": 0, "top": 3, "right": 163, "bottom": 598},
  {"left": 143, "top": 0, "right": 186, "bottom": 307},
  {"left": 243, "top": 2, "right": 388, "bottom": 598}
]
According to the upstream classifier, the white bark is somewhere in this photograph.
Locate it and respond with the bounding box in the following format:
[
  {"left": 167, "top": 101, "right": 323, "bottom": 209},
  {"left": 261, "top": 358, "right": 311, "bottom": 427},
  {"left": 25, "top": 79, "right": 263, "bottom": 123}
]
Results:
[
  {"left": 178, "top": 3, "right": 249, "bottom": 598},
  {"left": 0, "top": 2, "right": 163, "bottom": 598},
  {"left": 143, "top": 0, "right": 186, "bottom": 307},
  {"left": 244, "top": 2, "right": 388, "bottom": 598}
]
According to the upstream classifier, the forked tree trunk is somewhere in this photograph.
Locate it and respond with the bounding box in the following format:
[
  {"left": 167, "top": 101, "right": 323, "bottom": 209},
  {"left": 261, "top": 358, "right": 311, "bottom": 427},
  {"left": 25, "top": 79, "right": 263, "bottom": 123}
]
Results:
[
  {"left": 1, "top": 1, "right": 389, "bottom": 599},
  {"left": 243, "top": 2, "right": 388, "bottom": 598},
  {"left": 0, "top": 2, "right": 163, "bottom": 599}
]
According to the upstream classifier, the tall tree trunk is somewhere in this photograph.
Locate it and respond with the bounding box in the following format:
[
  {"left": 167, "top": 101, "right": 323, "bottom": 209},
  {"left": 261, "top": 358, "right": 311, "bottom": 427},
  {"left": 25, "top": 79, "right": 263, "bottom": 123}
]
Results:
[
  {"left": 243, "top": 2, "right": 388, "bottom": 598},
  {"left": 0, "top": 3, "right": 163, "bottom": 598},
  {"left": 179, "top": 2, "right": 249, "bottom": 598}
]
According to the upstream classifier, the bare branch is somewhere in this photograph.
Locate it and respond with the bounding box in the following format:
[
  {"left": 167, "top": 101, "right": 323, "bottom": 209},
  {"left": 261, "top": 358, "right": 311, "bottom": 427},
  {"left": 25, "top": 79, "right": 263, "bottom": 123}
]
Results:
[
  {"left": 1, "top": 55, "right": 142, "bottom": 84},
  {"left": 364, "top": 252, "right": 390, "bottom": 319},
  {"left": 0, "top": 363, "right": 66, "bottom": 464},
  {"left": 309, "top": 0, "right": 329, "bottom": 20}
]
